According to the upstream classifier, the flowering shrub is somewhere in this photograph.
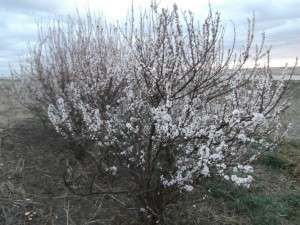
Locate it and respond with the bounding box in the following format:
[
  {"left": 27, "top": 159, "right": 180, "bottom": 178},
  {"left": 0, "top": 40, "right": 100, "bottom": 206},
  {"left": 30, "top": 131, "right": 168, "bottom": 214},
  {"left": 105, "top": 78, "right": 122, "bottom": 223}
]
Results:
[{"left": 13, "top": 3, "right": 296, "bottom": 224}]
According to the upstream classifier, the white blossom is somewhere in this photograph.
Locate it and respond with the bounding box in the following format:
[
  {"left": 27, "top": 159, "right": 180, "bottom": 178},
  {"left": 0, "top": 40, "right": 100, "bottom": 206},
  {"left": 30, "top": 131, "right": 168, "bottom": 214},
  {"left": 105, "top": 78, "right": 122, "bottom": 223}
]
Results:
[
  {"left": 252, "top": 113, "right": 265, "bottom": 124},
  {"left": 231, "top": 175, "right": 253, "bottom": 188}
]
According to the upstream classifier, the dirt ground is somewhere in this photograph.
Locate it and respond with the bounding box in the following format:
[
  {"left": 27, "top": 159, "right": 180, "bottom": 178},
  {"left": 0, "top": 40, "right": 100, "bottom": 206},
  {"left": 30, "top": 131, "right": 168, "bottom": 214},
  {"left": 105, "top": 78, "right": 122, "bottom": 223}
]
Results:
[
  {"left": 0, "top": 78, "right": 299, "bottom": 225},
  {"left": 0, "top": 79, "right": 138, "bottom": 225}
]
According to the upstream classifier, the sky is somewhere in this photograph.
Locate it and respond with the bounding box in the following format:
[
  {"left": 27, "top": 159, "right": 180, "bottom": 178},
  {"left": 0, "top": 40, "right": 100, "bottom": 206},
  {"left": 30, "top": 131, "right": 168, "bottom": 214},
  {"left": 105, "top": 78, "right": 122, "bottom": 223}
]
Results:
[{"left": 0, "top": 0, "right": 299, "bottom": 76}]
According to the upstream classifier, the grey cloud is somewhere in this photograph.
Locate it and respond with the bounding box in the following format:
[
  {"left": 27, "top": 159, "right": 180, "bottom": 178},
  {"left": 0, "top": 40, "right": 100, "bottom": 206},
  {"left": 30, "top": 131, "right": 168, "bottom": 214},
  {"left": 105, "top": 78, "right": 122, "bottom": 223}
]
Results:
[
  {"left": 214, "top": 0, "right": 299, "bottom": 32},
  {"left": 240, "top": 1, "right": 299, "bottom": 22},
  {"left": 0, "top": 0, "right": 299, "bottom": 76},
  {"left": 0, "top": 12, "right": 37, "bottom": 53},
  {"left": 0, "top": 0, "right": 69, "bottom": 14},
  {"left": 0, "top": 0, "right": 68, "bottom": 76},
  {"left": 211, "top": 0, "right": 299, "bottom": 62}
]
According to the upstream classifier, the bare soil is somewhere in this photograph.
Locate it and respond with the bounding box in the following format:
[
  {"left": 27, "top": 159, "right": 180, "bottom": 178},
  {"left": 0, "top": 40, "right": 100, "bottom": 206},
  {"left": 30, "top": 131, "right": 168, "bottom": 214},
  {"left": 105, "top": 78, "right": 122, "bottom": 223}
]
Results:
[{"left": 0, "top": 79, "right": 137, "bottom": 225}]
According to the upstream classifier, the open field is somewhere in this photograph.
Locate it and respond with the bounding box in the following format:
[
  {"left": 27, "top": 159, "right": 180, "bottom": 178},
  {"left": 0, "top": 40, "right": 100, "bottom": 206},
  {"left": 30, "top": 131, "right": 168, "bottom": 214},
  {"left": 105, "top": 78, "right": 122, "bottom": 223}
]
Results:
[
  {"left": 271, "top": 67, "right": 300, "bottom": 80},
  {"left": 0, "top": 78, "right": 300, "bottom": 224},
  {"left": 1, "top": 67, "right": 300, "bottom": 79},
  {"left": 271, "top": 67, "right": 300, "bottom": 76}
]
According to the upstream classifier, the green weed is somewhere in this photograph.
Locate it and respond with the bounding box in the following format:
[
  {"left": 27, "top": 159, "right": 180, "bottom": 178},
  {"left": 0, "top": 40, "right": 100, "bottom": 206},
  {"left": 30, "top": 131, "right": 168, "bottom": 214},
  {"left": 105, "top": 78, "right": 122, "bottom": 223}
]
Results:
[
  {"left": 203, "top": 180, "right": 300, "bottom": 225},
  {"left": 260, "top": 153, "right": 288, "bottom": 170}
]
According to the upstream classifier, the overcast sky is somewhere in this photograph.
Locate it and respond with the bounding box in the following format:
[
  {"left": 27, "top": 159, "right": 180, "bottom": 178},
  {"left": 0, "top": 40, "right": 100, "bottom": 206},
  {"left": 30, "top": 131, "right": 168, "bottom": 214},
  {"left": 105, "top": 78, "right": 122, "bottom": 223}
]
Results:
[{"left": 0, "top": 0, "right": 299, "bottom": 76}]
